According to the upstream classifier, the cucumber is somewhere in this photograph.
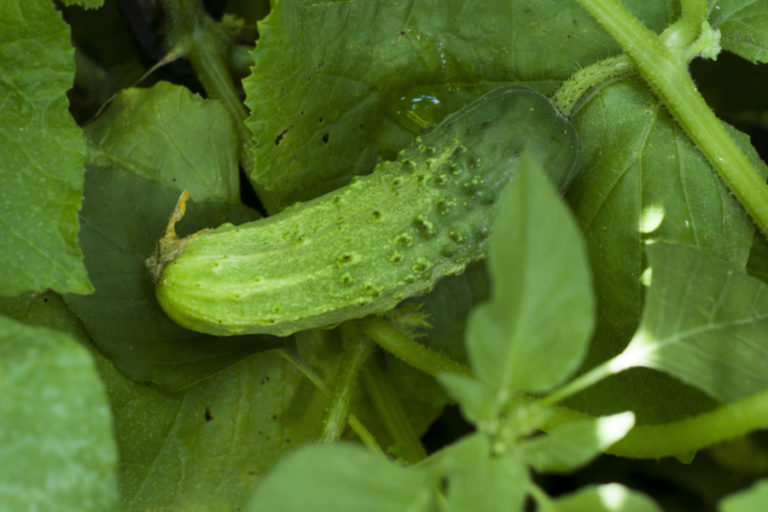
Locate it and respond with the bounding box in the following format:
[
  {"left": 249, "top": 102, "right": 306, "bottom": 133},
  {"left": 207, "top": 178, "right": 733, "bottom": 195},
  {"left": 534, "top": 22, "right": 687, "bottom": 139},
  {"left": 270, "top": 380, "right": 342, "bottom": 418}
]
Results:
[{"left": 151, "top": 86, "right": 581, "bottom": 336}]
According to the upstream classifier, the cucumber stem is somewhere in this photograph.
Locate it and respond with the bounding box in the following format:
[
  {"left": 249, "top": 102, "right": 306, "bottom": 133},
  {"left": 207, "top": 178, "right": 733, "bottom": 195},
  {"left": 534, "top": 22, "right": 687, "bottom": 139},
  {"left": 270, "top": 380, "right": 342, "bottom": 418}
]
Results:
[
  {"left": 552, "top": 55, "right": 634, "bottom": 117},
  {"left": 573, "top": 0, "right": 768, "bottom": 238},
  {"left": 611, "top": 386, "right": 768, "bottom": 459},
  {"left": 360, "top": 317, "right": 472, "bottom": 378}
]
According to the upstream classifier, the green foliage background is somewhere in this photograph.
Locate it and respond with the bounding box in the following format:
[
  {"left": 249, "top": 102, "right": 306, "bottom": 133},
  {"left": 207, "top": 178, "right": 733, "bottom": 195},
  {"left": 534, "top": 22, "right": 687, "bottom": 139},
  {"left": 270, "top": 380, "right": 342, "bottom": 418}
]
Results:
[{"left": 3, "top": 0, "right": 768, "bottom": 510}]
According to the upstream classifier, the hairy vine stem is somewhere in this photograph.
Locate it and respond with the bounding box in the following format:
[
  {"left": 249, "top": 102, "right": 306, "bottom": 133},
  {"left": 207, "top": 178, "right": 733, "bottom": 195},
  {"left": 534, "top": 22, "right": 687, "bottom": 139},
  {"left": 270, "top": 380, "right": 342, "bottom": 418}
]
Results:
[
  {"left": 572, "top": 0, "right": 768, "bottom": 238},
  {"left": 552, "top": 55, "right": 634, "bottom": 117},
  {"left": 359, "top": 317, "right": 472, "bottom": 378}
]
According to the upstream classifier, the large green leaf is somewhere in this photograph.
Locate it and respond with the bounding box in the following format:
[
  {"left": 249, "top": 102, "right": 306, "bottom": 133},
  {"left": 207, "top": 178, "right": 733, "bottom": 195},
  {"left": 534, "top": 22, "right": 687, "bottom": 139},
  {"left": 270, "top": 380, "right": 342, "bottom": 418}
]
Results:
[
  {"left": 84, "top": 82, "right": 241, "bottom": 202},
  {"left": 109, "top": 349, "right": 326, "bottom": 512},
  {"left": 245, "top": 443, "right": 434, "bottom": 511},
  {"left": 0, "top": 0, "right": 91, "bottom": 296},
  {"left": 569, "top": 80, "right": 761, "bottom": 351},
  {"left": 64, "top": 167, "right": 278, "bottom": 390},
  {"left": 0, "top": 314, "right": 117, "bottom": 511},
  {"left": 466, "top": 157, "right": 594, "bottom": 393},
  {"left": 244, "top": 0, "right": 670, "bottom": 211},
  {"left": 613, "top": 243, "right": 768, "bottom": 402},
  {"left": 6, "top": 291, "right": 326, "bottom": 512},
  {"left": 710, "top": 0, "right": 768, "bottom": 63},
  {"left": 565, "top": 79, "right": 764, "bottom": 421}
]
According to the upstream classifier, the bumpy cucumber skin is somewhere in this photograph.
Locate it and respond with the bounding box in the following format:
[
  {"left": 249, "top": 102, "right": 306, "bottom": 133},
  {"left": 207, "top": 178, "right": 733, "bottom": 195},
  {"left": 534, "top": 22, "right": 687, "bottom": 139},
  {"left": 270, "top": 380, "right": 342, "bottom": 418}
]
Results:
[{"left": 155, "top": 86, "right": 581, "bottom": 336}]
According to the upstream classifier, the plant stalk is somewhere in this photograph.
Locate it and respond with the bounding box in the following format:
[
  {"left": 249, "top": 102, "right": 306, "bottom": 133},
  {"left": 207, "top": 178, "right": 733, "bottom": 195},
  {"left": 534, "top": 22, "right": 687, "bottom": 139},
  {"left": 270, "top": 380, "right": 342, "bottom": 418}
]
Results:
[
  {"left": 276, "top": 348, "right": 382, "bottom": 453},
  {"left": 552, "top": 55, "right": 633, "bottom": 117},
  {"left": 360, "top": 317, "right": 472, "bottom": 378},
  {"left": 361, "top": 361, "right": 427, "bottom": 463},
  {"left": 320, "top": 328, "right": 373, "bottom": 443},
  {"left": 537, "top": 359, "right": 616, "bottom": 408},
  {"left": 662, "top": 0, "right": 708, "bottom": 49}
]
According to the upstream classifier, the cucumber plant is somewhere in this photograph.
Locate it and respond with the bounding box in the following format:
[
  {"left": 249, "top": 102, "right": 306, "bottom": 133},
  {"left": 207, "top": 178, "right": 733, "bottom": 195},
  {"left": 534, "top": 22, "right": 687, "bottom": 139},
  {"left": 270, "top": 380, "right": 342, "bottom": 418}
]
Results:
[{"left": 149, "top": 86, "right": 581, "bottom": 336}]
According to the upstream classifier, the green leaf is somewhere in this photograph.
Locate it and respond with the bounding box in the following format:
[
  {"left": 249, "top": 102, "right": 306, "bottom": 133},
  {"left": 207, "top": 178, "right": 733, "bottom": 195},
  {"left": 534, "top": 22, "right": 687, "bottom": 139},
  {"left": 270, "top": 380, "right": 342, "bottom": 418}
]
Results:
[
  {"left": 439, "top": 434, "right": 529, "bottom": 512},
  {"left": 84, "top": 82, "right": 241, "bottom": 202},
  {"left": 438, "top": 372, "right": 500, "bottom": 429},
  {"left": 569, "top": 80, "right": 762, "bottom": 346},
  {"left": 0, "top": 0, "right": 92, "bottom": 296},
  {"left": 6, "top": 290, "right": 326, "bottom": 511},
  {"left": 719, "top": 479, "right": 768, "bottom": 512},
  {"left": 0, "top": 315, "right": 118, "bottom": 511},
  {"left": 550, "top": 484, "right": 662, "bottom": 512},
  {"left": 710, "top": 0, "right": 768, "bottom": 64},
  {"left": 108, "top": 348, "right": 326, "bottom": 511},
  {"left": 565, "top": 79, "right": 764, "bottom": 421},
  {"left": 244, "top": 0, "right": 670, "bottom": 210},
  {"left": 466, "top": 156, "right": 594, "bottom": 392},
  {"left": 245, "top": 443, "right": 434, "bottom": 512},
  {"left": 521, "top": 412, "right": 634, "bottom": 473},
  {"left": 613, "top": 243, "right": 768, "bottom": 402},
  {"left": 64, "top": 167, "right": 277, "bottom": 390}
]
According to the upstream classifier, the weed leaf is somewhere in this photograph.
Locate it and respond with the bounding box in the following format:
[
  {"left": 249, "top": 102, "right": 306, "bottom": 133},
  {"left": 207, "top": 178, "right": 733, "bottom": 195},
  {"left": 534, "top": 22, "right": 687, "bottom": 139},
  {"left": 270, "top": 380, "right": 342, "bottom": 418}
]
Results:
[
  {"left": 719, "top": 479, "right": 768, "bottom": 512},
  {"left": 466, "top": 156, "right": 594, "bottom": 393},
  {"left": 439, "top": 434, "right": 528, "bottom": 512},
  {"left": 616, "top": 243, "right": 768, "bottom": 402},
  {"left": 548, "top": 483, "right": 662, "bottom": 512},
  {"left": 521, "top": 412, "right": 634, "bottom": 473},
  {"left": 245, "top": 443, "right": 434, "bottom": 511}
]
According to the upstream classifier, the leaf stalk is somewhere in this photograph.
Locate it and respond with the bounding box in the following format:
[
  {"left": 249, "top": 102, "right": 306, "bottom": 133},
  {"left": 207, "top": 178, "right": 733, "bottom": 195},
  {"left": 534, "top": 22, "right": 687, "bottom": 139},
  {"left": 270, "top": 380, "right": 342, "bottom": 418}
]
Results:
[{"left": 360, "top": 317, "right": 472, "bottom": 378}]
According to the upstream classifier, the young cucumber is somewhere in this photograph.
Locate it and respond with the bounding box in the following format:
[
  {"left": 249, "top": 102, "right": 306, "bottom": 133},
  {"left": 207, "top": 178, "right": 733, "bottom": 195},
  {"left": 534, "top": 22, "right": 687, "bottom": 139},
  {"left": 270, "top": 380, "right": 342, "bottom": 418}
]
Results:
[{"left": 152, "top": 86, "right": 581, "bottom": 336}]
